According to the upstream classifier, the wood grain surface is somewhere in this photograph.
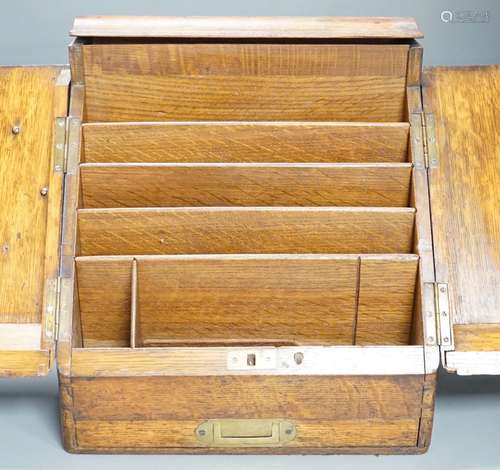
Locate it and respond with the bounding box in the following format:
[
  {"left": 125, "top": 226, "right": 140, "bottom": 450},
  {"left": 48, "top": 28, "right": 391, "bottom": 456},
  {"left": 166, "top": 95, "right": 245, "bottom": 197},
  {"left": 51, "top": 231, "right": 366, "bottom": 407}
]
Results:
[
  {"left": 423, "top": 66, "right": 500, "bottom": 330},
  {"left": 75, "top": 254, "right": 418, "bottom": 347},
  {"left": 0, "top": 66, "right": 63, "bottom": 323},
  {"left": 82, "top": 122, "right": 410, "bottom": 164},
  {"left": 355, "top": 257, "right": 418, "bottom": 345},
  {"left": 75, "top": 418, "right": 420, "bottom": 449},
  {"left": 454, "top": 324, "right": 500, "bottom": 352},
  {"left": 76, "top": 259, "right": 132, "bottom": 347},
  {"left": 71, "top": 375, "right": 423, "bottom": 420},
  {"left": 71, "top": 16, "right": 423, "bottom": 39},
  {"left": 77, "top": 207, "right": 416, "bottom": 256},
  {"left": 80, "top": 163, "right": 412, "bottom": 208},
  {"left": 81, "top": 43, "right": 409, "bottom": 122}
]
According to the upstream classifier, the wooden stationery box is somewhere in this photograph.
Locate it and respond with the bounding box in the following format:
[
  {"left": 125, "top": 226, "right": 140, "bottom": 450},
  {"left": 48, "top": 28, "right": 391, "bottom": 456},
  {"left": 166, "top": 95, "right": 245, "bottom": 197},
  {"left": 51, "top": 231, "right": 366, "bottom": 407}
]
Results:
[{"left": 0, "top": 16, "right": 498, "bottom": 454}]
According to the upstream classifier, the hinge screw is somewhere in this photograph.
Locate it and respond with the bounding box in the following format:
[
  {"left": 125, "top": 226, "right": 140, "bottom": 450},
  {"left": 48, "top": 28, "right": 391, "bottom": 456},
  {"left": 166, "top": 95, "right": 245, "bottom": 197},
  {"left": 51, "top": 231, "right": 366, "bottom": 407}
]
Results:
[
  {"left": 443, "top": 337, "right": 449, "bottom": 343},
  {"left": 40, "top": 187, "right": 49, "bottom": 197},
  {"left": 285, "top": 428, "right": 293, "bottom": 435},
  {"left": 442, "top": 311, "right": 447, "bottom": 317},
  {"left": 11, "top": 125, "right": 21, "bottom": 135},
  {"left": 427, "top": 336, "right": 435, "bottom": 343},
  {"left": 198, "top": 429, "right": 206, "bottom": 436},
  {"left": 440, "top": 287, "right": 446, "bottom": 293}
]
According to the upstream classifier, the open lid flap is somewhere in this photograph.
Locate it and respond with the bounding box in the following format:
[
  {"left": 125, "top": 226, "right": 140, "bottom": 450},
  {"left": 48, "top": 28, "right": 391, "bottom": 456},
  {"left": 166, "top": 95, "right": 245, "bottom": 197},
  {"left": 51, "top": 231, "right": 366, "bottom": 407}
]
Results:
[
  {"left": 0, "top": 66, "right": 69, "bottom": 376},
  {"left": 422, "top": 65, "right": 500, "bottom": 375}
]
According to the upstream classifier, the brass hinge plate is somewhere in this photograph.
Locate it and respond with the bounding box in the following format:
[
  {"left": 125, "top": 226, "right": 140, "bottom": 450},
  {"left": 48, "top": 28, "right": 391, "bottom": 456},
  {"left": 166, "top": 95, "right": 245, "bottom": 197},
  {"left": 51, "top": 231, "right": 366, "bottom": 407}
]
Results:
[
  {"left": 45, "top": 277, "right": 62, "bottom": 342},
  {"left": 423, "top": 282, "right": 454, "bottom": 350},
  {"left": 434, "top": 282, "right": 454, "bottom": 349},
  {"left": 410, "top": 112, "right": 438, "bottom": 169},
  {"left": 196, "top": 419, "right": 296, "bottom": 447},
  {"left": 53, "top": 117, "right": 69, "bottom": 173}
]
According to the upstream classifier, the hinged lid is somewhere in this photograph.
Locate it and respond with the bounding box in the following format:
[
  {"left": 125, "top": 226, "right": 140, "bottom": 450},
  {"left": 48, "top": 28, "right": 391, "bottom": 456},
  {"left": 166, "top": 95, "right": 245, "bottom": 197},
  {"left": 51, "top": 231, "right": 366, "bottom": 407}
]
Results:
[
  {"left": 423, "top": 65, "right": 500, "bottom": 375},
  {"left": 70, "top": 16, "right": 423, "bottom": 39},
  {"left": 0, "top": 66, "right": 69, "bottom": 376}
]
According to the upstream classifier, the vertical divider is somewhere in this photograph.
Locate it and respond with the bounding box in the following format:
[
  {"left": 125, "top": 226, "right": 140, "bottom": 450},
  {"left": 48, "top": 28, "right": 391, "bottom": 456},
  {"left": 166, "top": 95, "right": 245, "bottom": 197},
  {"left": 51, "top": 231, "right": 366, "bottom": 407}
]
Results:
[
  {"left": 352, "top": 256, "right": 362, "bottom": 346},
  {"left": 130, "top": 258, "right": 138, "bottom": 348}
]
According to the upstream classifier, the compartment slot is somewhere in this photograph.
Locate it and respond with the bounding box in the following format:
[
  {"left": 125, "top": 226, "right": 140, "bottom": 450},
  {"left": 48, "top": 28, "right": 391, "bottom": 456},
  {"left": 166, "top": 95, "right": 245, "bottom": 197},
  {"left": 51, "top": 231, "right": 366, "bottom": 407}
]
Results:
[
  {"left": 77, "top": 207, "right": 416, "bottom": 256},
  {"left": 75, "top": 254, "right": 419, "bottom": 348},
  {"left": 81, "top": 43, "right": 409, "bottom": 122},
  {"left": 81, "top": 122, "right": 410, "bottom": 164},
  {"left": 76, "top": 259, "right": 132, "bottom": 347},
  {"left": 79, "top": 163, "right": 412, "bottom": 208},
  {"left": 355, "top": 257, "right": 418, "bottom": 345}
]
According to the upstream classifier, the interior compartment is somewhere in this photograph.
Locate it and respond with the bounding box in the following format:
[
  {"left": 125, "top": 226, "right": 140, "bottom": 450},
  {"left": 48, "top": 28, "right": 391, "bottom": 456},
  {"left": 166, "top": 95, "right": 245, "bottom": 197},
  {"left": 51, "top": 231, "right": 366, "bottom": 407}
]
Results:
[
  {"left": 75, "top": 254, "right": 419, "bottom": 348},
  {"left": 69, "top": 38, "right": 424, "bottom": 351}
]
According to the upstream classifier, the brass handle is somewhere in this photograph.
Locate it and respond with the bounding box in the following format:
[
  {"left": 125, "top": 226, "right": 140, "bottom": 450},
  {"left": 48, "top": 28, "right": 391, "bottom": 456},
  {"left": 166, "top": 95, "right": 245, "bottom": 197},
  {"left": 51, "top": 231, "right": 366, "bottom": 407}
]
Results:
[{"left": 196, "top": 419, "right": 296, "bottom": 447}]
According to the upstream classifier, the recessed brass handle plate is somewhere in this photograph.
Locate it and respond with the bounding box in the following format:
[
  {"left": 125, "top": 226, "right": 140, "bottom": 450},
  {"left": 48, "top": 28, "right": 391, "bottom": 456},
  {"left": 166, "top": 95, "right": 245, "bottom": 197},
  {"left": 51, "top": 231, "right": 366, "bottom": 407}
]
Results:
[{"left": 196, "top": 419, "right": 296, "bottom": 447}]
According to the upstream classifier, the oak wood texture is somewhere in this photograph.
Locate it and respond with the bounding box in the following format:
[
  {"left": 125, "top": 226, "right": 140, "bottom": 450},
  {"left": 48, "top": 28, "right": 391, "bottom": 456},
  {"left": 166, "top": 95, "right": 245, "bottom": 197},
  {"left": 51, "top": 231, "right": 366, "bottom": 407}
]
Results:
[
  {"left": 75, "top": 419, "right": 419, "bottom": 450},
  {"left": 423, "top": 67, "right": 500, "bottom": 334},
  {"left": 0, "top": 351, "right": 50, "bottom": 377},
  {"left": 137, "top": 256, "right": 358, "bottom": 346},
  {"left": 355, "top": 257, "right": 418, "bottom": 345},
  {"left": 81, "top": 43, "right": 409, "bottom": 122},
  {"left": 82, "top": 122, "right": 410, "bottom": 164},
  {"left": 64, "top": 374, "right": 422, "bottom": 451},
  {"left": 454, "top": 324, "right": 500, "bottom": 352},
  {"left": 0, "top": 66, "right": 68, "bottom": 377},
  {"left": 71, "top": 16, "right": 423, "bottom": 39},
  {"left": 71, "top": 375, "right": 423, "bottom": 420},
  {"left": 76, "top": 259, "right": 131, "bottom": 347},
  {"left": 75, "top": 254, "right": 418, "bottom": 347},
  {"left": 0, "top": 66, "right": 64, "bottom": 323},
  {"left": 77, "top": 207, "right": 416, "bottom": 256},
  {"left": 79, "top": 163, "right": 412, "bottom": 208}
]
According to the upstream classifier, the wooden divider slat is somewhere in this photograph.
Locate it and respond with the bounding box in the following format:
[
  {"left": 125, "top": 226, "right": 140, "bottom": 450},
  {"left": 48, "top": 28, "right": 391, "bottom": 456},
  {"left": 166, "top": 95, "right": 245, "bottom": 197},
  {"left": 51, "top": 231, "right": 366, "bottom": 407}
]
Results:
[
  {"left": 80, "top": 163, "right": 412, "bottom": 208},
  {"left": 136, "top": 256, "right": 358, "bottom": 345},
  {"left": 82, "top": 122, "right": 410, "bottom": 164},
  {"left": 81, "top": 43, "right": 409, "bottom": 122},
  {"left": 77, "top": 207, "right": 416, "bottom": 256}
]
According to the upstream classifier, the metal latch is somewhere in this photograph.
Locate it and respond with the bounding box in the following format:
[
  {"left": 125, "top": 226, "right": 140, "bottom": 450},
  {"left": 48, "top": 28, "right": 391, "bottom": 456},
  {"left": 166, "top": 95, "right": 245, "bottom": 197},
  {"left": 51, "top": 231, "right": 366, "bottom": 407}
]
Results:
[{"left": 196, "top": 419, "right": 296, "bottom": 447}]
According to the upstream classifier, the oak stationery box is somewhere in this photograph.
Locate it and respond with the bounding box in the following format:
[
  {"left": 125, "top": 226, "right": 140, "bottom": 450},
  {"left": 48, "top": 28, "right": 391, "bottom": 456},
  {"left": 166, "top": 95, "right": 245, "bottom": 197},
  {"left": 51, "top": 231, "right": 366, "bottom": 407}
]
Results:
[{"left": 0, "top": 16, "right": 498, "bottom": 454}]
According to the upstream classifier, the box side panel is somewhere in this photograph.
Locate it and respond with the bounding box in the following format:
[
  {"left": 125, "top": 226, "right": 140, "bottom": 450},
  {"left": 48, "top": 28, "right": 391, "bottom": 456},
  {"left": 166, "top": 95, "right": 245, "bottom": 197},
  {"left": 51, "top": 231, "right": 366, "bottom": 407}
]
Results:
[
  {"left": 0, "top": 66, "right": 68, "bottom": 376},
  {"left": 423, "top": 66, "right": 500, "bottom": 373}
]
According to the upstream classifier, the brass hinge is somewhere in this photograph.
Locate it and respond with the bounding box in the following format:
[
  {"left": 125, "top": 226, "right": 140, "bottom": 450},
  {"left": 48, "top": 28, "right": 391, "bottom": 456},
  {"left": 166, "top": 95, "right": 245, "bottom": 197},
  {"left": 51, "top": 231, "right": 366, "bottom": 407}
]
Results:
[
  {"left": 421, "top": 112, "right": 438, "bottom": 169},
  {"left": 434, "top": 282, "right": 454, "bottom": 349},
  {"left": 45, "top": 276, "right": 62, "bottom": 342},
  {"left": 53, "top": 117, "right": 69, "bottom": 173}
]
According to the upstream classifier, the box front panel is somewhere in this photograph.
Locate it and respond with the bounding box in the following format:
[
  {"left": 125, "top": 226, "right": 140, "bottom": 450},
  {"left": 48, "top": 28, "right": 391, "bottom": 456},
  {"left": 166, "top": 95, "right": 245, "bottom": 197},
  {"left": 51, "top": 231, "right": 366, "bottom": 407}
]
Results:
[{"left": 65, "top": 374, "right": 423, "bottom": 452}]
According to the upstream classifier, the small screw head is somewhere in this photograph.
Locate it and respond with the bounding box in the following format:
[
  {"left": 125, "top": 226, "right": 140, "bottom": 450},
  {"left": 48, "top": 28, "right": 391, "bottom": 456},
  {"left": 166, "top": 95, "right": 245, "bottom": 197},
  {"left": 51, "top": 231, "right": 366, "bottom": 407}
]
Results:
[
  {"left": 198, "top": 429, "right": 206, "bottom": 436},
  {"left": 40, "top": 187, "right": 49, "bottom": 197},
  {"left": 440, "top": 287, "right": 446, "bottom": 293},
  {"left": 442, "top": 311, "right": 448, "bottom": 317},
  {"left": 443, "top": 337, "right": 449, "bottom": 343},
  {"left": 11, "top": 125, "right": 21, "bottom": 135},
  {"left": 427, "top": 336, "right": 435, "bottom": 343},
  {"left": 285, "top": 428, "right": 293, "bottom": 435},
  {"left": 294, "top": 352, "right": 304, "bottom": 365}
]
